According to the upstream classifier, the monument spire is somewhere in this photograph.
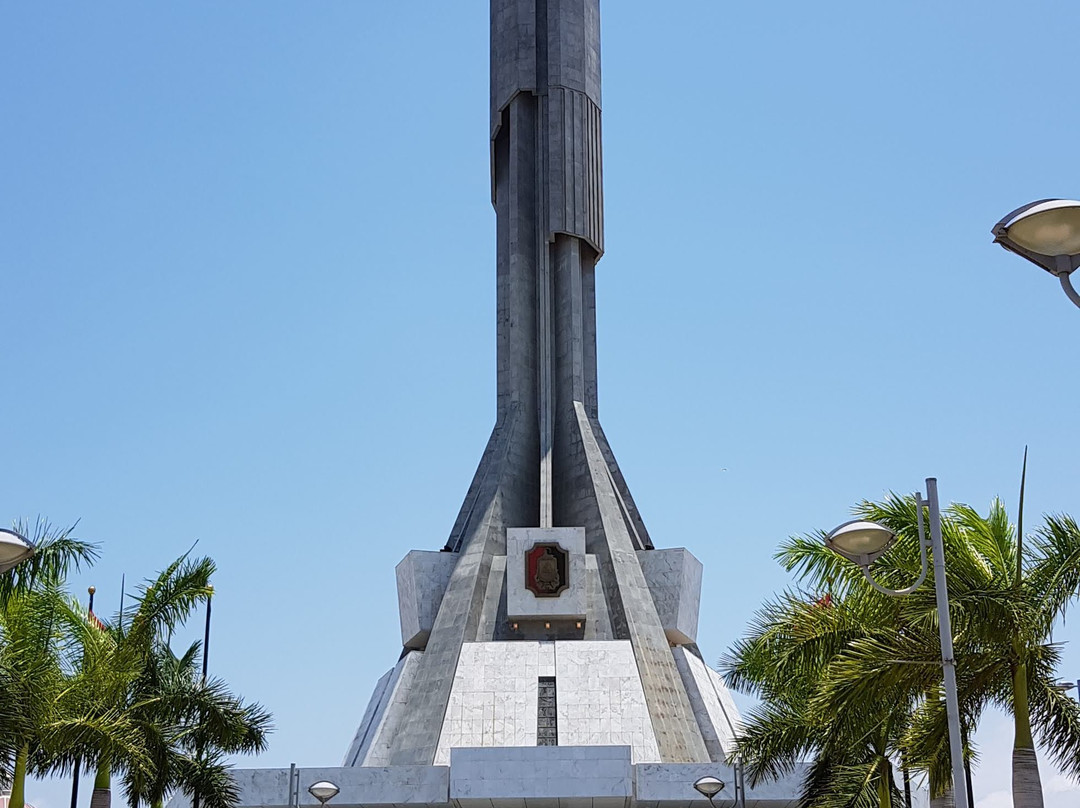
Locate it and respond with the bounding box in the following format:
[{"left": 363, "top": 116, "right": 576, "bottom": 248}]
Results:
[
  {"left": 378, "top": 0, "right": 711, "bottom": 766},
  {"left": 490, "top": 0, "right": 605, "bottom": 530}
]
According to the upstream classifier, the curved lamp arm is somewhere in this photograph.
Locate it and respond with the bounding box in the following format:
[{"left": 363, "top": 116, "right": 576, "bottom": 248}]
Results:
[
  {"left": 858, "top": 495, "right": 930, "bottom": 596},
  {"left": 1060, "top": 272, "right": 1080, "bottom": 310}
]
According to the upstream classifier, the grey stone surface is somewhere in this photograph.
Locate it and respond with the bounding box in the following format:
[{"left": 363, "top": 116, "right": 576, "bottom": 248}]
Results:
[
  {"left": 174, "top": 759, "right": 811, "bottom": 808},
  {"left": 226, "top": 765, "right": 450, "bottom": 808},
  {"left": 352, "top": 651, "right": 424, "bottom": 767},
  {"left": 388, "top": 405, "right": 539, "bottom": 765},
  {"left": 397, "top": 551, "right": 458, "bottom": 649},
  {"left": 450, "top": 746, "right": 633, "bottom": 802},
  {"left": 670, "top": 648, "right": 740, "bottom": 764},
  {"left": 637, "top": 550, "right": 702, "bottom": 646},
  {"left": 506, "top": 527, "right": 586, "bottom": 620},
  {"left": 636, "top": 763, "right": 803, "bottom": 808},
  {"left": 572, "top": 403, "right": 711, "bottom": 763},
  {"left": 344, "top": 665, "right": 396, "bottom": 765},
  {"left": 584, "top": 554, "right": 614, "bottom": 639}
]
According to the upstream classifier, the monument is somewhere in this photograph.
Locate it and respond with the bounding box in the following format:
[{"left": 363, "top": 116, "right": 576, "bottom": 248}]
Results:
[{"left": 217, "top": 3, "right": 802, "bottom": 807}]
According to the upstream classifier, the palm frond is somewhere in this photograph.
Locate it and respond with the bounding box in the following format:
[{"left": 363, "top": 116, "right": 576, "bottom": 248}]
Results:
[{"left": 0, "top": 519, "right": 98, "bottom": 605}]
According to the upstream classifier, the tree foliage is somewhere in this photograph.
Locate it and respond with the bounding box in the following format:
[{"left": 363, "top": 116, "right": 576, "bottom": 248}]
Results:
[{"left": 723, "top": 492, "right": 1080, "bottom": 808}]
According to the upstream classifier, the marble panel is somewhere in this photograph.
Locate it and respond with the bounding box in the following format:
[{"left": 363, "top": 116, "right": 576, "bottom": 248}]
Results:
[
  {"left": 396, "top": 551, "right": 458, "bottom": 650},
  {"left": 636, "top": 549, "right": 702, "bottom": 646},
  {"left": 450, "top": 746, "right": 632, "bottom": 803},
  {"left": 435, "top": 642, "right": 543, "bottom": 765},
  {"left": 553, "top": 641, "right": 661, "bottom": 763}
]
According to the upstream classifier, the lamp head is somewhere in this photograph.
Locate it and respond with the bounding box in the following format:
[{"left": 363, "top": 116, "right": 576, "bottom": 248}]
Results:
[
  {"left": 0, "top": 529, "right": 35, "bottom": 574},
  {"left": 992, "top": 199, "right": 1080, "bottom": 276},
  {"left": 308, "top": 782, "right": 340, "bottom": 806},
  {"left": 693, "top": 776, "right": 726, "bottom": 800},
  {"left": 825, "top": 520, "right": 897, "bottom": 567}
]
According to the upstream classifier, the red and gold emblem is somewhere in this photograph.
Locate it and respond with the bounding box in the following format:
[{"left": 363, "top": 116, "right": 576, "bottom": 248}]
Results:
[{"left": 525, "top": 542, "right": 569, "bottom": 597}]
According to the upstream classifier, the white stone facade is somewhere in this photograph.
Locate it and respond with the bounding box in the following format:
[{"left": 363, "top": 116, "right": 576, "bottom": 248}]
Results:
[{"left": 432, "top": 640, "right": 664, "bottom": 764}]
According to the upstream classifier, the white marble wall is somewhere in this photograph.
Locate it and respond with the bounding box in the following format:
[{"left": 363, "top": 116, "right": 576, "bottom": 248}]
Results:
[
  {"left": 506, "top": 527, "right": 587, "bottom": 620},
  {"left": 434, "top": 640, "right": 661, "bottom": 765},
  {"left": 396, "top": 551, "right": 457, "bottom": 649},
  {"left": 554, "top": 641, "right": 662, "bottom": 762},
  {"left": 434, "top": 641, "right": 554, "bottom": 764},
  {"left": 636, "top": 548, "right": 702, "bottom": 646}
]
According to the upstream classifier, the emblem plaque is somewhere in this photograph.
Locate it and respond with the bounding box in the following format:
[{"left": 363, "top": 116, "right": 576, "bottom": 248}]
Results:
[{"left": 525, "top": 542, "right": 569, "bottom": 597}]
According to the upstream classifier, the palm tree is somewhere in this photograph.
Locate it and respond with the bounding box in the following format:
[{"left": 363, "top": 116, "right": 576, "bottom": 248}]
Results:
[
  {"left": 0, "top": 582, "right": 69, "bottom": 808},
  {"left": 724, "top": 588, "right": 920, "bottom": 807},
  {"left": 69, "top": 554, "right": 215, "bottom": 808},
  {"left": 120, "top": 641, "right": 271, "bottom": 808},
  {"left": 0, "top": 520, "right": 104, "bottom": 808},
  {"left": 773, "top": 490, "right": 1080, "bottom": 808},
  {"left": 0, "top": 519, "right": 98, "bottom": 607},
  {"left": 0, "top": 590, "right": 147, "bottom": 808}
]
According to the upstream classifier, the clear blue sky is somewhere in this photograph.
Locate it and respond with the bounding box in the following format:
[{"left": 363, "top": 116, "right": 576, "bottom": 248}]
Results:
[{"left": 3, "top": 2, "right": 1078, "bottom": 807}]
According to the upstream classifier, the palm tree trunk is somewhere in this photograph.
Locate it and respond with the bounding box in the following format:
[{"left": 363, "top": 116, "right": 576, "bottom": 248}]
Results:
[
  {"left": 877, "top": 757, "right": 892, "bottom": 808},
  {"left": 1013, "top": 747, "right": 1045, "bottom": 808},
  {"left": 1012, "top": 660, "right": 1045, "bottom": 808},
  {"left": 902, "top": 767, "right": 912, "bottom": 808},
  {"left": 9, "top": 746, "right": 29, "bottom": 808},
  {"left": 929, "top": 786, "right": 955, "bottom": 808},
  {"left": 90, "top": 758, "right": 112, "bottom": 808}
]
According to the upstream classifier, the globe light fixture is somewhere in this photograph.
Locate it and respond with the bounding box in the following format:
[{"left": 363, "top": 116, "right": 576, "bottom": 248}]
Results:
[
  {"left": 992, "top": 199, "right": 1080, "bottom": 309},
  {"left": 308, "top": 782, "right": 340, "bottom": 807},
  {"left": 825, "top": 520, "right": 897, "bottom": 567},
  {"left": 693, "top": 776, "right": 725, "bottom": 807},
  {"left": 0, "top": 528, "right": 35, "bottom": 574}
]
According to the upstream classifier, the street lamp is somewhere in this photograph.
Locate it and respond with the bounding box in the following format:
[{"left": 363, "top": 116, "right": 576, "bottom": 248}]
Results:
[
  {"left": 0, "top": 529, "right": 35, "bottom": 574},
  {"left": 824, "top": 478, "right": 968, "bottom": 808},
  {"left": 992, "top": 199, "right": 1080, "bottom": 310},
  {"left": 693, "top": 776, "right": 725, "bottom": 808},
  {"left": 1053, "top": 680, "right": 1080, "bottom": 701},
  {"left": 307, "top": 782, "right": 340, "bottom": 807}
]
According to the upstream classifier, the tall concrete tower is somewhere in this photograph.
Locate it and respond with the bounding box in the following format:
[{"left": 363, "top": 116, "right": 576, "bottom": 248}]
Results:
[
  {"left": 213, "top": 4, "right": 803, "bottom": 807},
  {"left": 377, "top": 0, "right": 712, "bottom": 768}
]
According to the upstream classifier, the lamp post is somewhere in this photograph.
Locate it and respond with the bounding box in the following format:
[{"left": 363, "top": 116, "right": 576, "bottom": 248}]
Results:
[
  {"left": 192, "top": 585, "right": 214, "bottom": 808},
  {"left": 825, "top": 478, "right": 969, "bottom": 808},
  {"left": 0, "top": 528, "right": 35, "bottom": 574},
  {"left": 992, "top": 199, "right": 1080, "bottom": 310},
  {"left": 70, "top": 586, "right": 97, "bottom": 808}
]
